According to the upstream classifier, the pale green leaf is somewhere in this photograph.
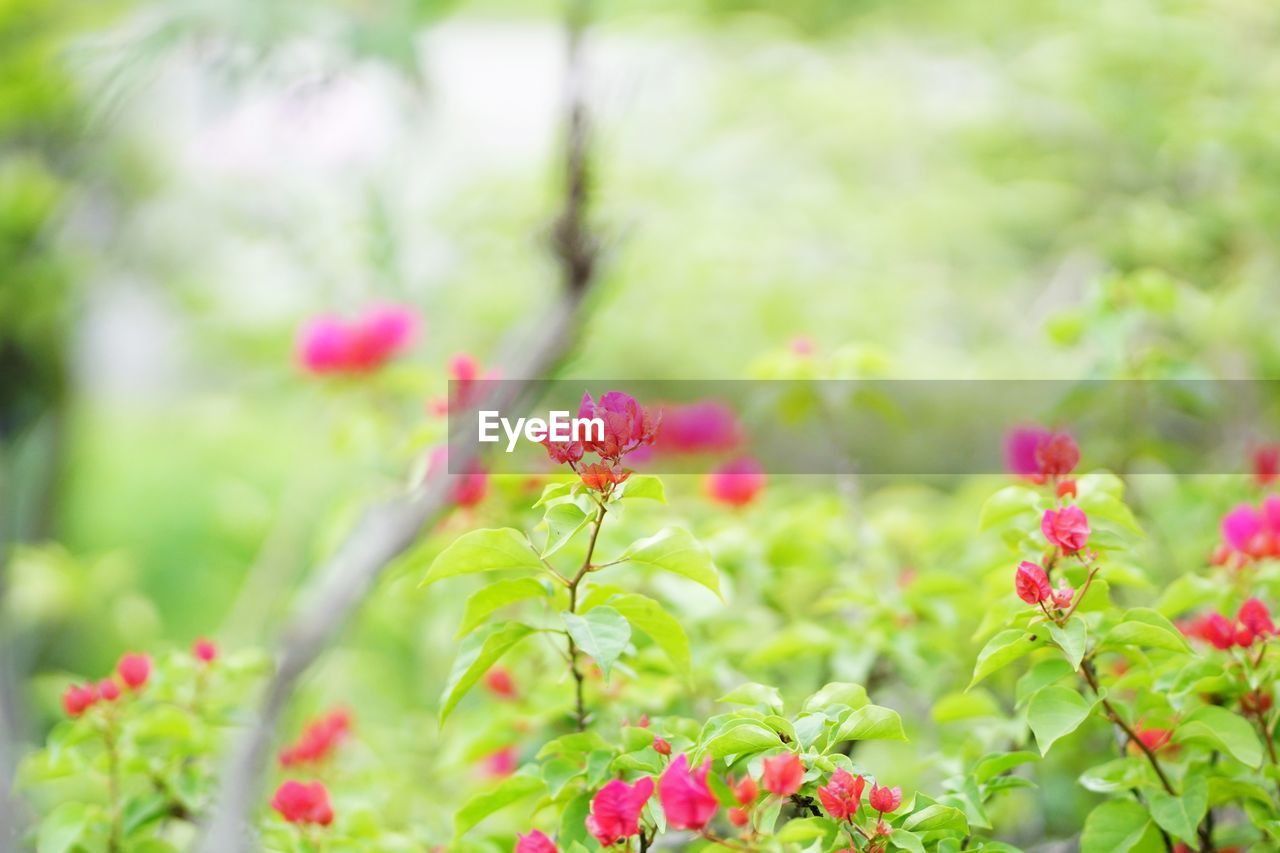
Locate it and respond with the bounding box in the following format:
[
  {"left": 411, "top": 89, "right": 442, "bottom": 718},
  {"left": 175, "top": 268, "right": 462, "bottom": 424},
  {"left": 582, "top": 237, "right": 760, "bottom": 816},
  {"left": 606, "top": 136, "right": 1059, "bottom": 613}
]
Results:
[
  {"left": 1026, "top": 686, "right": 1092, "bottom": 756},
  {"left": 562, "top": 606, "right": 631, "bottom": 678},
  {"left": 440, "top": 622, "right": 533, "bottom": 722},
  {"left": 621, "top": 527, "right": 721, "bottom": 598},
  {"left": 457, "top": 578, "right": 549, "bottom": 638},
  {"left": 421, "top": 528, "right": 543, "bottom": 586},
  {"left": 608, "top": 592, "right": 691, "bottom": 674}
]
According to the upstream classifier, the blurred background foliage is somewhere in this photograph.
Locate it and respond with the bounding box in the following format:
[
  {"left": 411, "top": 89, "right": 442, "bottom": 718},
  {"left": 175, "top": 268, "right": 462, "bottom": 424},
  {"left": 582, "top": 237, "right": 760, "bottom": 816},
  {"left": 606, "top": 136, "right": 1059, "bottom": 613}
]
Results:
[{"left": 4, "top": 0, "right": 1280, "bottom": 845}]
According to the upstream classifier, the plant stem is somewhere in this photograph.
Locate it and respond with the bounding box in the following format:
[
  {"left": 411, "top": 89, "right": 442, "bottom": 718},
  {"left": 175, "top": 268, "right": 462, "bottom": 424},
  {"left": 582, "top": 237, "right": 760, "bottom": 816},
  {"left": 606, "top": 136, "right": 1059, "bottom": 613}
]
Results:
[
  {"left": 566, "top": 502, "right": 608, "bottom": 730},
  {"left": 1079, "top": 659, "right": 1176, "bottom": 796},
  {"left": 104, "top": 718, "right": 123, "bottom": 852}
]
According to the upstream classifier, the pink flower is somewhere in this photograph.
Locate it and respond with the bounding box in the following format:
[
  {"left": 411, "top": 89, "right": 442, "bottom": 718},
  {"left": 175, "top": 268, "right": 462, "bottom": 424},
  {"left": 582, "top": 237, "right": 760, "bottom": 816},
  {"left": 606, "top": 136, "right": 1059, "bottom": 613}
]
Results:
[
  {"left": 1042, "top": 506, "right": 1090, "bottom": 553},
  {"left": 515, "top": 830, "right": 558, "bottom": 853},
  {"left": 1222, "top": 504, "right": 1264, "bottom": 553},
  {"left": 296, "top": 316, "right": 351, "bottom": 374},
  {"left": 658, "top": 754, "right": 718, "bottom": 830},
  {"left": 271, "top": 780, "right": 334, "bottom": 826},
  {"left": 97, "top": 679, "right": 121, "bottom": 702},
  {"left": 1037, "top": 433, "right": 1080, "bottom": 477},
  {"left": 1255, "top": 445, "right": 1280, "bottom": 487},
  {"left": 580, "top": 462, "right": 631, "bottom": 493},
  {"left": 585, "top": 777, "right": 654, "bottom": 846},
  {"left": 1199, "top": 613, "right": 1237, "bottom": 650},
  {"left": 1015, "top": 561, "right": 1052, "bottom": 605},
  {"left": 731, "top": 775, "right": 757, "bottom": 805},
  {"left": 817, "top": 769, "right": 865, "bottom": 821},
  {"left": 279, "top": 709, "right": 352, "bottom": 767},
  {"left": 484, "top": 667, "right": 518, "bottom": 699},
  {"left": 193, "top": 638, "right": 217, "bottom": 664},
  {"left": 117, "top": 653, "right": 151, "bottom": 690},
  {"left": 761, "top": 753, "right": 804, "bottom": 797},
  {"left": 1238, "top": 598, "right": 1276, "bottom": 638},
  {"left": 867, "top": 783, "right": 901, "bottom": 814},
  {"left": 483, "top": 746, "right": 518, "bottom": 778},
  {"left": 790, "top": 337, "right": 815, "bottom": 356},
  {"left": 578, "top": 392, "right": 660, "bottom": 462},
  {"left": 1004, "top": 427, "right": 1079, "bottom": 480},
  {"left": 652, "top": 736, "right": 671, "bottom": 756},
  {"left": 295, "top": 305, "right": 418, "bottom": 375},
  {"left": 1052, "top": 580, "right": 1075, "bottom": 610},
  {"left": 61, "top": 683, "right": 97, "bottom": 717},
  {"left": 427, "top": 446, "right": 488, "bottom": 507},
  {"left": 653, "top": 401, "right": 743, "bottom": 454},
  {"left": 705, "top": 457, "right": 766, "bottom": 507}
]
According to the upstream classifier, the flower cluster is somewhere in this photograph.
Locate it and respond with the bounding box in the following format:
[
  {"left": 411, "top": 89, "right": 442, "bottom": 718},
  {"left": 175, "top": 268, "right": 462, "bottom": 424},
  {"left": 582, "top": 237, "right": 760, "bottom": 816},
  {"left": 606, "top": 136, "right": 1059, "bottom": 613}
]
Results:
[
  {"left": 543, "top": 391, "right": 660, "bottom": 493},
  {"left": 1180, "top": 598, "right": 1277, "bottom": 650},
  {"left": 270, "top": 780, "right": 334, "bottom": 826},
  {"left": 295, "top": 304, "right": 418, "bottom": 375},
  {"left": 62, "top": 652, "right": 151, "bottom": 717},
  {"left": 1218, "top": 496, "right": 1280, "bottom": 562},
  {"left": 278, "top": 708, "right": 353, "bottom": 767},
  {"left": 1014, "top": 560, "right": 1076, "bottom": 610},
  {"left": 1004, "top": 426, "right": 1080, "bottom": 483}
]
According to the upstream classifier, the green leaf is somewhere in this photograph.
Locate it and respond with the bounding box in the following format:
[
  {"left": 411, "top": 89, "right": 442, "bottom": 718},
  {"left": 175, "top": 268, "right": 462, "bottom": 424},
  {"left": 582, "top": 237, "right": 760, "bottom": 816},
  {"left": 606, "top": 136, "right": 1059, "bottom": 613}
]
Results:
[
  {"left": 979, "top": 486, "right": 1042, "bottom": 531},
  {"left": 1015, "top": 658, "right": 1074, "bottom": 707},
  {"left": 456, "top": 578, "right": 549, "bottom": 638},
  {"left": 1102, "top": 608, "right": 1192, "bottom": 654},
  {"left": 969, "top": 629, "right": 1048, "bottom": 688},
  {"left": 831, "top": 704, "right": 907, "bottom": 743},
  {"left": 439, "top": 622, "right": 533, "bottom": 722},
  {"left": 932, "top": 690, "right": 1001, "bottom": 723},
  {"left": 973, "top": 751, "right": 1038, "bottom": 783},
  {"left": 1077, "top": 757, "right": 1153, "bottom": 793},
  {"left": 889, "top": 830, "right": 927, "bottom": 853},
  {"left": 542, "top": 502, "right": 591, "bottom": 557},
  {"left": 1173, "top": 705, "right": 1263, "bottom": 767},
  {"left": 37, "top": 801, "right": 91, "bottom": 853},
  {"left": 621, "top": 527, "right": 721, "bottom": 598},
  {"left": 717, "top": 682, "right": 784, "bottom": 711},
  {"left": 1026, "top": 686, "right": 1092, "bottom": 756},
  {"left": 1080, "top": 800, "right": 1162, "bottom": 853},
  {"left": 774, "top": 817, "right": 834, "bottom": 843},
  {"left": 1147, "top": 769, "right": 1208, "bottom": 843},
  {"left": 802, "top": 682, "right": 869, "bottom": 713},
  {"left": 454, "top": 770, "right": 546, "bottom": 838},
  {"left": 562, "top": 606, "right": 631, "bottom": 678},
  {"left": 534, "top": 481, "right": 574, "bottom": 507},
  {"left": 1049, "top": 619, "right": 1087, "bottom": 671},
  {"left": 903, "top": 803, "right": 969, "bottom": 833},
  {"left": 608, "top": 593, "right": 691, "bottom": 674},
  {"left": 1076, "top": 492, "right": 1143, "bottom": 535},
  {"left": 620, "top": 474, "right": 666, "bottom": 502},
  {"left": 421, "top": 528, "right": 543, "bottom": 586},
  {"left": 701, "top": 720, "right": 785, "bottom": 759}
]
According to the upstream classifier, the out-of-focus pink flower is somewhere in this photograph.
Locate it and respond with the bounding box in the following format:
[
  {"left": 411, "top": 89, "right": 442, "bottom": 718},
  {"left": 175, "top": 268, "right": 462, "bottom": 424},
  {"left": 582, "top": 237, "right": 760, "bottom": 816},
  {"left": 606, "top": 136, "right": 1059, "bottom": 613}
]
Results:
[
  {"left": 705, "top": 457, "right": 766, "bottom": 507},
  {"left": 1004, "top": 427, "right": 1079, "bottom": 480},
  {"left": 653, "top": 401, "right": 743, "bottom": 454},
  {"left": 279, "top": 709, "right": 352, "bottom": 767},
  {"left": 62, "top": 683, "right": 97, "bottom": 717},
  {"left": 295, "top": 305, "right": 419, "bottom": 375},
  {"left": 761, "top": 753, "right": 804, "bottom": 797},
  {"left": 1222, "top": 504, "right": 1264, "bottom": 553},
  {"left": 817, "top": 769, "right": 865, "bottom": 821},
  {"left": 296, "top": 316, "right": 351, "bottom": 374},
  {"left": 731, "top": 775, "right": 757, "bottom": 805},
  {"left": 1239, "top": 598, "right": 1276, "bottom": 638},
  {"left": 193, "top": 638, "right": 217, "bottom": 664},
  {"left": 658, "top": 754, "right": 718, "bottom": 830},
  {"left": 585, "top": 777, "right": 653, "bottom": 846},
  {"left": 652, "top": 736, "right": 671, "bottom": 756},
  {"left": 1015, "top": 561, "right": 1052, "bottom": 605},
  {"left": 482, "top": 746, "right": 518, "bottom": 778},
  {"left": 728, "top": 807, "right": 750, "bottom": 826},
  {"left": 1042, "top": 506, "right": 1090, "bottom": 553},
  {"left": 97, "top": 679, "right": 121, "bottom": 702},
  {"left": 867, "top": 783, "right": 901, "bottom": 814},
  {"left": 484, "top": 667, "right": 518, "bottom": 700},
  {"left": 1131, "top": 727, "right": 1173, "bottom": 754},
  {"left": 515, "top": 830, "right": 558, "bottom": 853},
  {"left": 271, "top": 780, "right": 334, "bottom": 826},
  {"left": 117, "top": 653, "right": 151, "bottom": 690},
  {"left": 427, "top": 446, "right": 489, "bottom": 507},
  {"left": 1254, "top": 445, "right": 1280, "bottom": 487},
  {"left": 790, "top": 337, "right": 815, "bottom": 356}
]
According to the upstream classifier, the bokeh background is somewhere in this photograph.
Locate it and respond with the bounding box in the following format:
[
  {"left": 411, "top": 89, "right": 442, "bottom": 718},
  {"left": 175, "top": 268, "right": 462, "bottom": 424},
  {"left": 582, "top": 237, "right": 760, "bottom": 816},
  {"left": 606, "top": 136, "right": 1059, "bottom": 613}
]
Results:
[{"left": 5, "top": 0, "right": 1280, "bottom": 846}]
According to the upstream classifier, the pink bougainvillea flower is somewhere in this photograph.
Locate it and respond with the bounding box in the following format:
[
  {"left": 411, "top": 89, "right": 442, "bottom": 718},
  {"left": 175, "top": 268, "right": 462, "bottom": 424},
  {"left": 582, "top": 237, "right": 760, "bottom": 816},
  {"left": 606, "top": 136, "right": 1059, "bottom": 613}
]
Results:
[
  {"left": 193, "top": 638, "right": 217, "bottom": 664},
  {"left": 1131, "top": 727, "right": 1173, "bottom": 754},
  {"left": 731, "top": 775, "right": 758, "bottom": 805},
  {"left": 1198, "top": 613, "right": 1237, "bottom": 650},
  {"left": 1222, "top": 504, "right": 1264, "bottom": 554},
  {"left": 585, "top": 777, "right": 654, "bottom": 846},
  {"left": 543, "top": 439, "right": 585, "bottom": 466},
  {"left": 426, "top": 446, "right": 489, "bottom": 507},
  {"left": 61, "top": 683, "right": 97, "bottom": 717},
  {"left": 117, "top": 653, "right": 151, "bottom": 690},
  {"left": 1239, "top": 598, "right": 1276, "bottom": 638},
  {"left": 1052, "top": 580, "right": 1075, "bottom": 610},
  {"left": 867, "top": 783, "right": 901, "bottom": 815},
  {"left": 658, "top": 754, "right": 718, "bottom": 830},
  {"left": 817, "top": 769, "right": 865, "bottom": 821},
  {"left": 271, "top": 780, "right": 334, "bottom": 826},
  {"left": 515, "top": 829, "right": 558, "bottom": 853},
  {"left": 295, "top": 304, "right": 418, "bottom": 375},
  {"left": 728, "top": 807, "right": 750, "bottom": 826},
  {"left": 279, "top": 709, "right": 352, "bottom": 767},
  {"left": 97, "top": 678, "right": 121, "bottom": 702},
  {"left": 761, "top": 753, "right": 804, "bottom": 797},
  {"left": 484, "top": 666, "right": 518, "bottom": 700},
  {"left": 1042, "top": 506, "right": 1090, "bottom": 553},
  {"left": 482, "top": 746, "right": 518, "bottom": 778},
  {"left": 296, "top": 315, "right": 351, "bottom": 374},
  {"left": 652, "top": 736, "right": 671, "bottom": 756},
  {"left": 1015, "top": 561, "right": 1052, "bottom": 605},
  {"left": 1254, "top": 445, "right": 1280, "bottom": 487},
  {"left": 1037, "top": 432, "right": 1080, "bottom": 478},
  {"left": 653, "top": 401, "right": 743, "bottom": 454},
  {"left": 705, "top": 457, "right": 766, "bottom": 507},
  {"left": 1004, "top": 427, "right": 1079, "bottom": 480},
  {"left": 578, "top": 391, "right": 660, "bottom": 462},
  {"left": 580, "top": 462, "right": 631, "bottom": 493},
  {"left": 790, "top": 336, "right": 815, "bottom": 356}
]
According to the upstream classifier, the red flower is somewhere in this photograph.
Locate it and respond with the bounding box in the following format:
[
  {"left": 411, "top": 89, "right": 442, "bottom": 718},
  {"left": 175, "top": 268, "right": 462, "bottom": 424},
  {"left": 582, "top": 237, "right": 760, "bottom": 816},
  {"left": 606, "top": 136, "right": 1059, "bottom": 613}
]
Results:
[
  {"left": 1037, "top": 433, "right": 1080, "bottom": 478},
  {"left": 705, "top": 457, "right": 766, "bottom": 507},
  {"left": 867, "top": 783, "right": 901, "bottom": 814},
  {"left": 279, "top": 709, "right": 352, "bottom": 767},
  {"left": 652, "top": 736, "right": 671, "bottom": 756},
  {"left": 1132, "top": 727, "right": 1172, "bottom": 753},
  {"left": 61, "top": 683, "right": 97, "bottom": 717},
  {"left": 1254, "top": 445, "right": 1280, "bottom": 486},
  {"left": 761, "top": 753, "right": 804, "bottom": 797},
  {"left": 1238, "top": 598, "right": 1276, "bottom": 638},
  {"left": 1198, "top": 613, "right": 1238, "bottom": 650},
  {"left": 580, "top": 462, "right": 630, "bottom": 493},
  {"left": 1015, "top": 561, "right": 1052, "bottom": 605},
  {"left": 193, "top": 638, "right": 217, "bottom": 664},
  {"left": 1041, "top": 506, "right": 1090, "bottom": 553},
  {"left": 515, "top": 830, "right": 558, "bottom": 853},
  {"left": 731, "top": 775, "right": 758, "bottom": 805},
  {"left": 484, "top": 667, "right": 518, "bottom": 700},
  {"left": 117, "top": 653, "right": 151, "bottom": 690},
  {"left": 585, "top": 777, "right": 654, "bottom": 846},
  {"left": 271, "top": 780, "right": 334, "bottom": 826},
  {"left": 578, "top": 392, "right": 660, "bottom": 462},
  {"left": 728, "top": 808, "right": 750, "bottom": 827},
  {"left": 658, "top": 754, "right": 718, "bottom": 830},
  {"left": 1056, "top": 478, "right": 1077, "bottom": 499},
  {"left": 97, "top": 679, "right": 121, "bottom": 702},
  {"left": 817, "top": 769, "right": 865, "bottom": 821}
]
